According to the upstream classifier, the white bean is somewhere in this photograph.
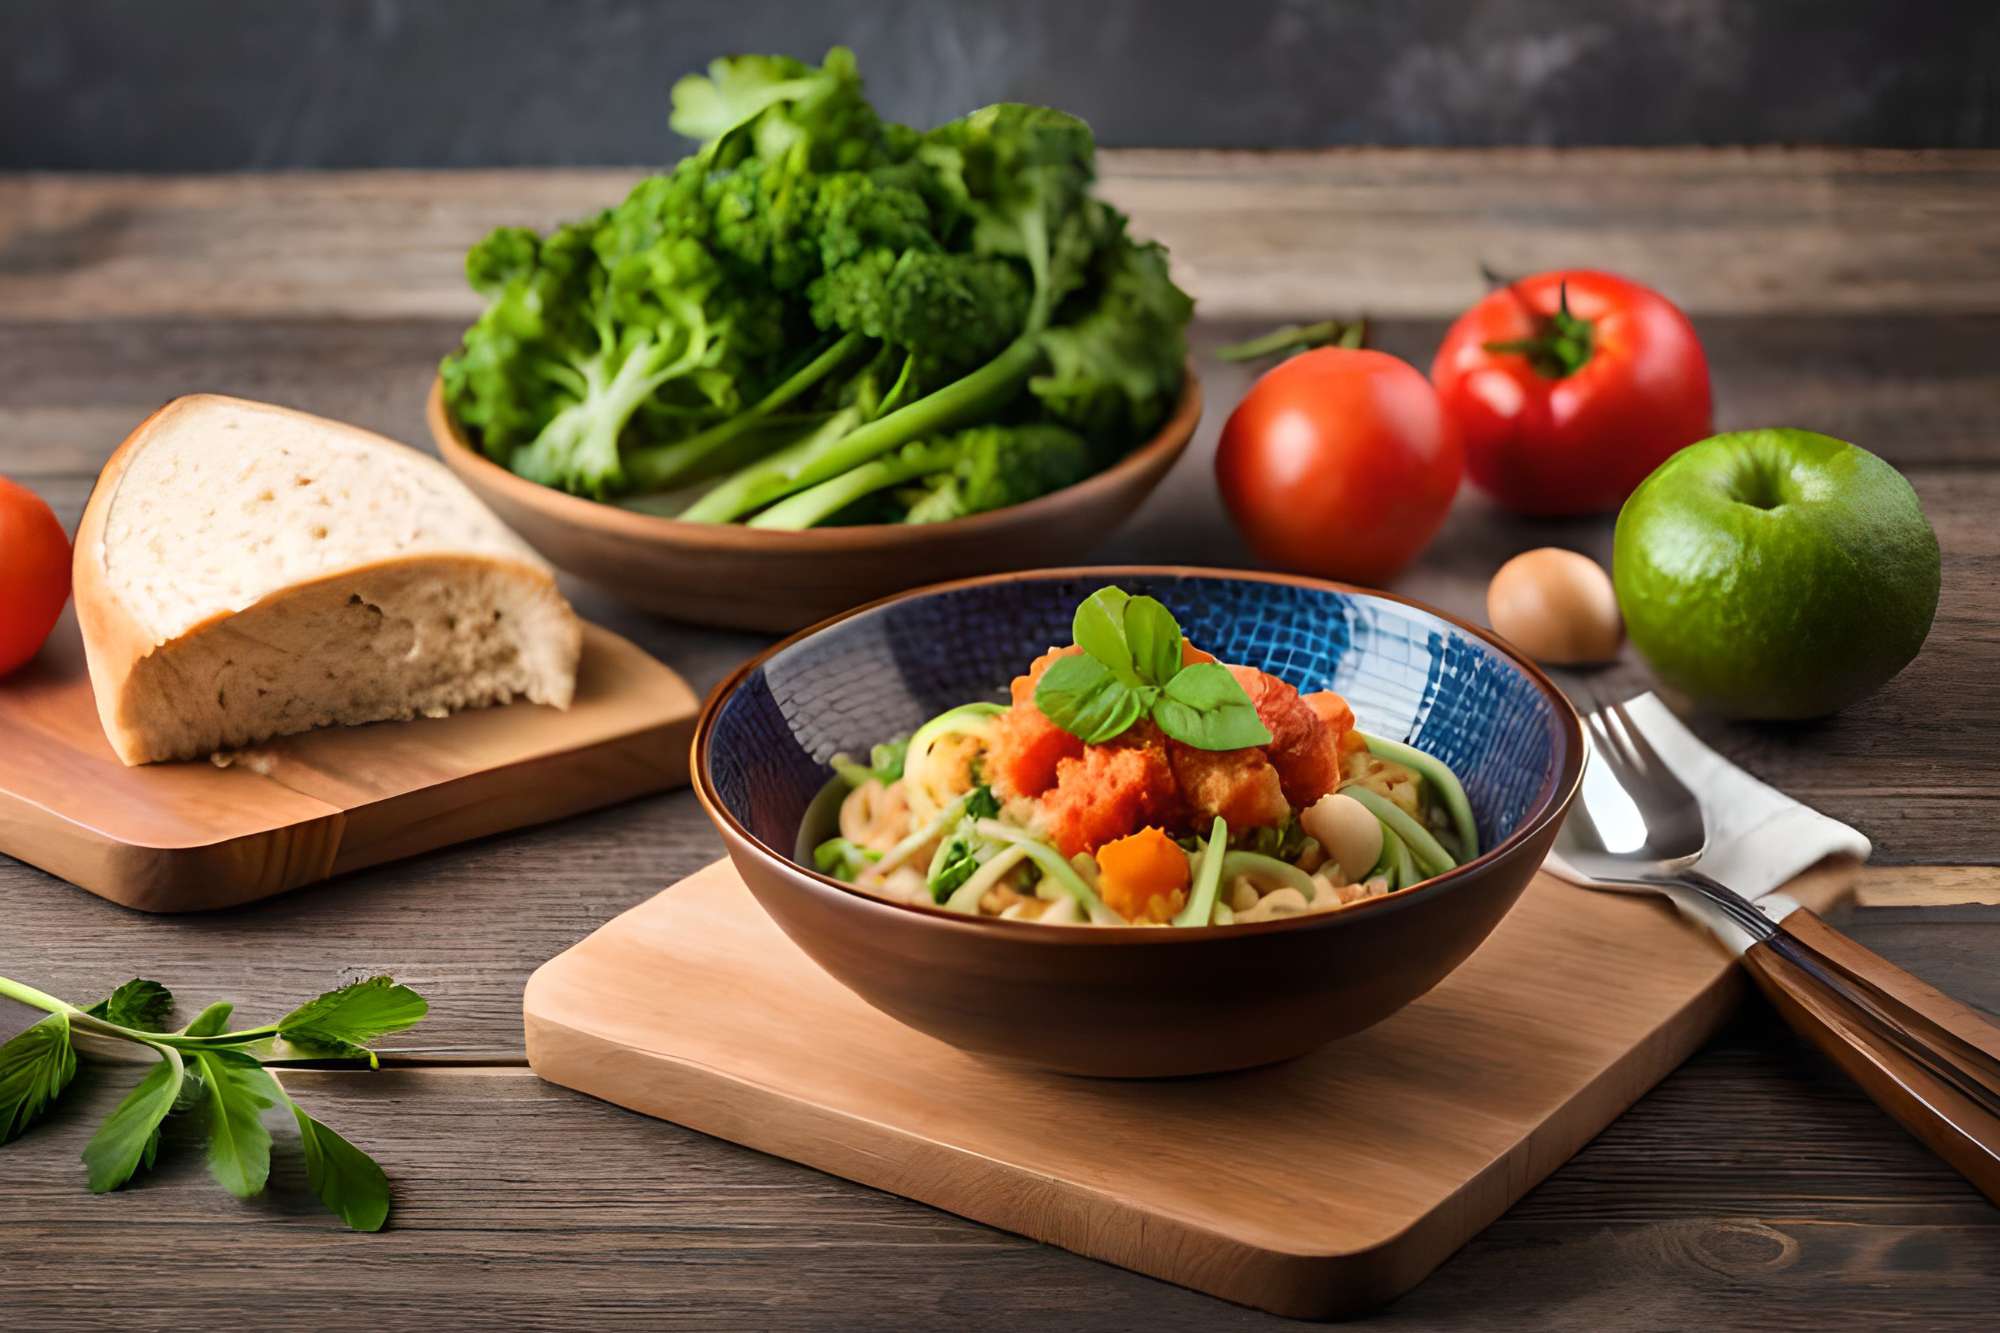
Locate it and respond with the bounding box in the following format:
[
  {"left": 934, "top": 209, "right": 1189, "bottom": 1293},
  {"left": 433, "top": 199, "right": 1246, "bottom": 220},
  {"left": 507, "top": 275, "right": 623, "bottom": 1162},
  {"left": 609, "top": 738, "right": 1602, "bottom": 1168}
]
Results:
[{"left": 1301, "top": 792, "right": 1383, "bottom": 881}]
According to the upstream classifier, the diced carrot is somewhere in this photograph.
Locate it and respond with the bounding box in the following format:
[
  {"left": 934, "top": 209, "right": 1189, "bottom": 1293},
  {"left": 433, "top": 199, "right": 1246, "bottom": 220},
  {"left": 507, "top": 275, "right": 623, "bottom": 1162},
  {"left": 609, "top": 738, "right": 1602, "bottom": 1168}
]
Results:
[
  {"left": 1305, "top": 690, "right": 1355, "bottom": 738},
  {"left": 1095, "top": 826, "right": 1192, "bottom": 924}
]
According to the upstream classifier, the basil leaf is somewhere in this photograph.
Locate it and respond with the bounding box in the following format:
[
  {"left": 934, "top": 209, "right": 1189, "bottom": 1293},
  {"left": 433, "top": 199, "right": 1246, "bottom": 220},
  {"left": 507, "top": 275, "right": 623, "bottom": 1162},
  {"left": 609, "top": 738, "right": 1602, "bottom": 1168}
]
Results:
[
  {"left": 1070, "top": 586, "right": 1136, "bottom": 683},
  {"left": 194, "top": 1048, "right": 279, "bottom": 1199},
  {"left": 1153, "top": 662, "right": 1274, "bottom": 751},
  {"left": 1122, "top": 595, "right": 1184, "bottom": 686},
  {"left": 0, "top": 1013, "right": 77, "bottom": 1144},
  {"left": 1034, "top": 654, "right": 1143, "bottom": 744},
  {"left": 83, "top": 1053, "right": 182, "bottom": 1193},
  {"left": 293, "top": 1106, "right": 392, "bottom": 1232},
  {"left": 87, "top": 979, "right": 174, "bottom": 1032}
]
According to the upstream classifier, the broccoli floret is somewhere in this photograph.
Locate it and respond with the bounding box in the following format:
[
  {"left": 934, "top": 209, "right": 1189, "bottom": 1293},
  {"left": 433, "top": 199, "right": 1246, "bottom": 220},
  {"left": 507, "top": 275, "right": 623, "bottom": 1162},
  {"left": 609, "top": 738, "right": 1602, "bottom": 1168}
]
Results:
[{"left": 1029, "top": 235, "right": 1194, "bottom": 450}]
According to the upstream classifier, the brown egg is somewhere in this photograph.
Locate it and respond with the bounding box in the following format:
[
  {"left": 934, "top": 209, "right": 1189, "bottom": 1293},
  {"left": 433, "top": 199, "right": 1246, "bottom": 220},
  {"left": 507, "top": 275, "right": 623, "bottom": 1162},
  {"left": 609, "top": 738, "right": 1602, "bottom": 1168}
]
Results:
[{"left": 1486, "top": 547, "right": 1623, "bottom": 665}]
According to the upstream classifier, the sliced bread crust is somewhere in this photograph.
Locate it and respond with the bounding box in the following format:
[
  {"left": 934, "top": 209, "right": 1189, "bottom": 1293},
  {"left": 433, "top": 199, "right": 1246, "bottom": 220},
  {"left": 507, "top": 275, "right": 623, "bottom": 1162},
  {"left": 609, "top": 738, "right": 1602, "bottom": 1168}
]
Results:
[{"left": 76, "top": 395, "right": 582, "bottom": 765}]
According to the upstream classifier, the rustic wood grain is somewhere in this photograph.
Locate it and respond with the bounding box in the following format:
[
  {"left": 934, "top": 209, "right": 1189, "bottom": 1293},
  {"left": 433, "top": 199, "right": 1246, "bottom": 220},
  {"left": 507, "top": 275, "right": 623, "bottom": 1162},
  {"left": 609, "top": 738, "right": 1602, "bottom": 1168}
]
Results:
[
  {"left": 2, "top": 154, "right": 1998, "bottom": 1324},
  {"left": 0, "top": 615, "right": 697, "bottom": 910},
  {"left": 5, "top": 152, "right": 1998, "bottom": 322},
  {"left": 4, "top": 1021, "right": 1999, "bottom": 1332},
  {"left": 521, "top": 859, "right": 1865, "bottom": 1317}
]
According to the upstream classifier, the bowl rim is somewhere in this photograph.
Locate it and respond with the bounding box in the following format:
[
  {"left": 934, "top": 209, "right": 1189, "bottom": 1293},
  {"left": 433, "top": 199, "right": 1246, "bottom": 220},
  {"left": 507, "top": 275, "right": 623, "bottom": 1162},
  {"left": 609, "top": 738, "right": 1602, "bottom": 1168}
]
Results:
[
  {"left": 692, "top": 565, "right": 1587, "bottom": 945},
  {"left": 425, "top": 368, "right": 1202, "bottom": 551}
]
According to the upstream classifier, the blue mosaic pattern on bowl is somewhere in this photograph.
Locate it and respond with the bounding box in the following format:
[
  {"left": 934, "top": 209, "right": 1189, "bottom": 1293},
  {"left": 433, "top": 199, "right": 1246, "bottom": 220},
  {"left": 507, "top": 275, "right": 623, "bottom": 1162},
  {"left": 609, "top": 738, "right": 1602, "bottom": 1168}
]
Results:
[{"left": 707, "top": 574, "right": 1566, "bottom": 862}]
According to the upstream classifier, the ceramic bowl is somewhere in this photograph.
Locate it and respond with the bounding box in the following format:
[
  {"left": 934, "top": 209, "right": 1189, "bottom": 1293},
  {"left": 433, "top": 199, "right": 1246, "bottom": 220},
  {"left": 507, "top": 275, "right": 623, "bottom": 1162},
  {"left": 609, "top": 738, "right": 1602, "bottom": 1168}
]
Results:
[
  {"left": 693, "top": 567, "right": 1584, "bottom": 1077},
  {"left": 427, "top": 374, "right": 1201, "bottom": 633}
]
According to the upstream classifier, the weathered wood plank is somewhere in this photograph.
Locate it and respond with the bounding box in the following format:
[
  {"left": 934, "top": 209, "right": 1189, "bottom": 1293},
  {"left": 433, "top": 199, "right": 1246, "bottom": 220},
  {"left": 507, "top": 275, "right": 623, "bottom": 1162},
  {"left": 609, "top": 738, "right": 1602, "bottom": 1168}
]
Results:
[
  {"left": 2, "top": 1020, "right": 1996, "bottom": 1331},
  {"left": 4, "top": 151, "right": 1998, "bottom": 323},
  {"left": 8, "top": 312, "right": 2000, "bottom": 478}
]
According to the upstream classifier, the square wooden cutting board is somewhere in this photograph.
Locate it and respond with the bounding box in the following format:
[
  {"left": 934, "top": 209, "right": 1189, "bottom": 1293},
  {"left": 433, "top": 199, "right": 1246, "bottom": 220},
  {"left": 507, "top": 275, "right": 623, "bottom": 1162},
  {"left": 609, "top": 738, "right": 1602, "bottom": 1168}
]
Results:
[
  {"left": 0, "top": 614, "right": 697, "bottom": 911},
  {"left": 524, "top": 856, "right": 1859, "bottom": 1319}
]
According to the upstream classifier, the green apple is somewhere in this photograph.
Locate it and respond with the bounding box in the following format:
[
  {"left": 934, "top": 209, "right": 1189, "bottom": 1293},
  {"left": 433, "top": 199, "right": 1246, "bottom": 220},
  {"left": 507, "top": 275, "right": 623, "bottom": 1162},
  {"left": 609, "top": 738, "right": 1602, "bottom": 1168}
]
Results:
[{"left": 1613, "top": 429, "right": 1938, "bottom": 719}]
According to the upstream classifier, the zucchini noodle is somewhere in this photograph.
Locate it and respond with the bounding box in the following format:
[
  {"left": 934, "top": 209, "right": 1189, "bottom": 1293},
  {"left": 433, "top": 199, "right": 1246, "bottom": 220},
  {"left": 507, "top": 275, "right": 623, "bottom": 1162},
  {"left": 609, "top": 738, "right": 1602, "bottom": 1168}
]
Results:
[
  {"left": 1356, "top": 732, "right": 1479, "bottom": 859},
  {"left": 973, "top": 819, "right": 1121, "bottom": 924},
  {"left": 902, "top": 703, "right": 1006, "bottom": 821},
  {"left": 1345, "top": 787, "right": 1455, "bottom": 879},
  {"left": 944, "top": 844, "right": 1028, "bottom": 914}
]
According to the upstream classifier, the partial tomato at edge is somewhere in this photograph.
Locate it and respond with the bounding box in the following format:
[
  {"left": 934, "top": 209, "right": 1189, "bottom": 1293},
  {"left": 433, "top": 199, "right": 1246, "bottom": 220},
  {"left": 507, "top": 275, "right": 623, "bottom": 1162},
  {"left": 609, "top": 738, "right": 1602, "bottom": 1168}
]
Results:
[
  {"left": 1215, "top": 348, "right": 1462, "bottom": 586},
  {"left": 0, "top": 476, "right": 73, "bottom": 677},
  {"left": 1430, "top": 268, "right": 1712, "bottom": 515}
]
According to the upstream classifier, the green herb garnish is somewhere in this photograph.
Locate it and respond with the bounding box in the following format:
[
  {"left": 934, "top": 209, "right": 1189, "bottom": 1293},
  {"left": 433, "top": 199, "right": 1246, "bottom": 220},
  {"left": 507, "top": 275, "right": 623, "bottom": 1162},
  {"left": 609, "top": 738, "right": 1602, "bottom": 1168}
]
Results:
[
  {"left": 0, "top": 973, "right": 427, "bottom": 1232},
  {"left": 1034, "top": 587, "right": 1273, "bottom": 751}
]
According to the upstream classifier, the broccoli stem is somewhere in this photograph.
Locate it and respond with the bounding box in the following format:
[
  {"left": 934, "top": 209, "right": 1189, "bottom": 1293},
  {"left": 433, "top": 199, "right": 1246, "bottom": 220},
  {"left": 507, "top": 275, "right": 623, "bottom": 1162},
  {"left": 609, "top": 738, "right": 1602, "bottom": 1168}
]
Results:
[
  {"left": 747, "top": 439, "right": 960, "bottom": 529},
  {"left": 678, "top": 406, "right": 866, "bottom": 523},
  {"left": 624, "top": 332, "right": 866, "bottom": 493},
  {"left": 681, "top": 332, "right": 1045, "bottom": 523},
  {"left": 511, "top": 322, "right": 709, "bottom": 498}
]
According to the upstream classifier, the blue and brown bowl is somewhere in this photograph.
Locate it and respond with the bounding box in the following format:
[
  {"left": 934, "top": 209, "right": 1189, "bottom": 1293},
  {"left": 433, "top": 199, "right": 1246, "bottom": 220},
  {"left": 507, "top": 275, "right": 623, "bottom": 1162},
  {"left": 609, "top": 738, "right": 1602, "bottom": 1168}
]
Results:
[{"left": 693, "top": 568, "right": 1585, "bottom": 1077}]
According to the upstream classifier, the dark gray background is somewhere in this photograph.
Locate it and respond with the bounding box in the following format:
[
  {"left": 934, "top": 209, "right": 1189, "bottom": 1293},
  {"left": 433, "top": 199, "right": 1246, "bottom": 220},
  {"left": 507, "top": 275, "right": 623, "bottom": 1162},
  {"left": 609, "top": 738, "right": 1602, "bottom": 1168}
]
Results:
[{"left": 5, "top": 0, "right": 1997, "bottom": 169}]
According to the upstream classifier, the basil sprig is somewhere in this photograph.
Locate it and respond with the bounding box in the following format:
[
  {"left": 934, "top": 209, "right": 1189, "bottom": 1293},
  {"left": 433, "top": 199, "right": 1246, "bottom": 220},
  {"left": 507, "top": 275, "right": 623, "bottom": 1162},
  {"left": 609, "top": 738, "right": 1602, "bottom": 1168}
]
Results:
[{"left": 1033, "top": 587, "right": 1274, "bottom": 751}]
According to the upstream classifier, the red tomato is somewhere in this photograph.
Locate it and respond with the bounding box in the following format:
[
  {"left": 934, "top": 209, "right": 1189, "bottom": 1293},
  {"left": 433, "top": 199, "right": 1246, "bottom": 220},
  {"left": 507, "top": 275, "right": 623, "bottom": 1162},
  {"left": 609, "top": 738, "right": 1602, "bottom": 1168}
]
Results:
[
  {"left": 1430, "top": 269, "right": 1712, "bottom": 515},
  {"left": 0, "top": 476, "right": 71, "bottom": 677},
  {"left": 1215, "top": 348, "right": 1462, "bottom": 586}
]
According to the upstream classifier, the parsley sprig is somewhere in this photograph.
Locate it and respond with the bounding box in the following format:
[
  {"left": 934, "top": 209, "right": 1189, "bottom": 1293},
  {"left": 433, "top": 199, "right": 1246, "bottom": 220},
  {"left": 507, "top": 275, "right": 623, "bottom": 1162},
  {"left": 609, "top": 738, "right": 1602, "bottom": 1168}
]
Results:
[
  {"left": 1034, "top": 587, "right": 1274, "bottom": 751},
  {"left": 0, "top": 973, "right": 427, "bottom": 1231}
]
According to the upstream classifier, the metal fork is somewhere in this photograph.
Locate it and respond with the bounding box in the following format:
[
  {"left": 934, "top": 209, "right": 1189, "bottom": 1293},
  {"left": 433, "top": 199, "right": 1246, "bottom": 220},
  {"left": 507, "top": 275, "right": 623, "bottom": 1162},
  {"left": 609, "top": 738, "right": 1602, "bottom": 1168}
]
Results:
[{"left": 1553, "top": 682, "right": 2000, "bottom": 1205}]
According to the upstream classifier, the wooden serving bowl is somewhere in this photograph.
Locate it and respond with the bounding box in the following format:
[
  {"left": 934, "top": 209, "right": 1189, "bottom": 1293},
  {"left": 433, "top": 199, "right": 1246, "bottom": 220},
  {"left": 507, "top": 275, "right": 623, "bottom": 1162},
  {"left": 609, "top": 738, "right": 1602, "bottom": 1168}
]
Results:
[
  {"left": 427, "top": 374, "right": 1202, "bottom": 632},
  {"left": 692, "top": 568, "right": 1586, "bottom": 1078}
]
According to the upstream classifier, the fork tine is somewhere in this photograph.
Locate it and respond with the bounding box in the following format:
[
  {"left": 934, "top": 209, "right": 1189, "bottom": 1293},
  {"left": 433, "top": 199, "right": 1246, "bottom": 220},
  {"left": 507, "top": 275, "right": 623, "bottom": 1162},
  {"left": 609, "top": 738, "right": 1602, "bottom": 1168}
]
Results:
[
  {"left": 1597, "top": 699, "right": 1654, "bottom": 780},
  {"left": 1608, "top": 697, "right": 1670, "bottom": 777}
]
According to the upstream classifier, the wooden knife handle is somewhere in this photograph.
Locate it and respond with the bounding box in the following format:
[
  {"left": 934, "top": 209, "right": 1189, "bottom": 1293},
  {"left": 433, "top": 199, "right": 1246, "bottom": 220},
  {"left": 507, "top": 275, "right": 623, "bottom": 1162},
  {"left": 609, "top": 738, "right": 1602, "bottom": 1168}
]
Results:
[{"left": 1740, "top": 907, "right": 2000, "bottom": 1205}]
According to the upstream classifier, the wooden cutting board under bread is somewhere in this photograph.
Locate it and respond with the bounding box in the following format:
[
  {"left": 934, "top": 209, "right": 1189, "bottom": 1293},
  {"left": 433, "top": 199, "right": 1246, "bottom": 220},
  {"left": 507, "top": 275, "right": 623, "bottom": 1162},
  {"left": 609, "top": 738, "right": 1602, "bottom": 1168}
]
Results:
[
  {"left": 0, "top": 612, "right": 697, "bottom": 911},
  {"left": 524, "top": 855, "right": 1862, "bottom": 1319}
]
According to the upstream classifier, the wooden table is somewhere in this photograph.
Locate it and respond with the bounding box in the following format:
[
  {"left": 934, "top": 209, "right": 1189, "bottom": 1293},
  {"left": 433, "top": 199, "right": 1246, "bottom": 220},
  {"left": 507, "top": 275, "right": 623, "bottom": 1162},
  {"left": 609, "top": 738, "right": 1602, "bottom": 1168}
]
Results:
[{"left": 4, "top": 150, "right": 1998, "bottom": 1329}]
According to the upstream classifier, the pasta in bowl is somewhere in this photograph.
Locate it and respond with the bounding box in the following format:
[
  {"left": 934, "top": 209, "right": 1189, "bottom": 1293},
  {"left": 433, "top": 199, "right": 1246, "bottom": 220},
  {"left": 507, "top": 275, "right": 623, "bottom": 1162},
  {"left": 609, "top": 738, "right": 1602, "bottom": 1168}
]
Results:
[
  {"left": 813, "top": 586, "right": 1483, "bottom": 929},
  {"left": 694, "top": 568, "right": 1583, "bottom": 1076}
]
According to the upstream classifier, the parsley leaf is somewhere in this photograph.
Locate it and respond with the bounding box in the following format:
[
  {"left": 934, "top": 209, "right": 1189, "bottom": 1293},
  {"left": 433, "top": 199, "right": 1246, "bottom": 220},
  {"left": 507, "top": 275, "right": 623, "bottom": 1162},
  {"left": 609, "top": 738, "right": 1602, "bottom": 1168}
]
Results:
[
  {"left": 87, "top": 979, "right": 174, "bottom": 1032},
  {"left": 0, "top": 1013, "right": 77, "bottom": 1144},
  {"left": 278, "top": 978, "right": 429, "bottom": 1052},
  {"left": 293, "top": 1106, "right": 392, "bottom": 1233},
  {"left": 83, "top": 1052, "right": 183, "bottom": 1192},
  {"left": 194, "top": 1048, "right": 279, "bottom": 1199},
  {"left": 0, "top": 971, "right": 422, "bottom": 1232},
  {"left": 182, "top": 1001, "right": 234, "bottom": 1037}
]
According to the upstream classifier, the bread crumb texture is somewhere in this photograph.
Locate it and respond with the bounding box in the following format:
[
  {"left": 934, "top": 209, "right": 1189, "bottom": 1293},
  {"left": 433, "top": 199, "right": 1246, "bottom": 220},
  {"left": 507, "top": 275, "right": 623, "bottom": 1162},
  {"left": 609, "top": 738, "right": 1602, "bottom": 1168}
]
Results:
[{"left": 102, "top": 399, "right": 543, "bottom": 642}]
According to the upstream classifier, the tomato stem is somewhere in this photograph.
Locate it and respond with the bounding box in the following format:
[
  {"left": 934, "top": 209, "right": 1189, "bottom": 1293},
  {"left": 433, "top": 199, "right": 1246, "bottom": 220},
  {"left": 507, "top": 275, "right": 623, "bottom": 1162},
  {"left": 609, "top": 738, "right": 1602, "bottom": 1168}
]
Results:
[{"left": 1480, "top": 279, "right": 1594, "bottom": 379}]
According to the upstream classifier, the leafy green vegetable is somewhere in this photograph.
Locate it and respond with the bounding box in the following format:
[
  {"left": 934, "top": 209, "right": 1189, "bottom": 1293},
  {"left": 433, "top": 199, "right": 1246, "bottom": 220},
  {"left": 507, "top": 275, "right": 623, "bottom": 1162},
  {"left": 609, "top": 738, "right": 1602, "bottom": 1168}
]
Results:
[
  {"left": 1156, "top": 663, "right": 1273, "bottom": 751},
  {"left": 441, "top": 47, "right": 1192, "bottom": 526},
  {"left": 924, "top": 785, "right": 1002, "bottom": 901},
  {"left": 182, "top": 1001, "right": 234, "bottom": 1038},
  {"left": 831, "top": 733, "right": 909, "bottom": 788},
  {"left": 1032, "top": 586, "right": 1274, "bottom": 752},
  {"left": 195, "top": 1048, "right": 278, "bottom": 1199},
  {"left": 86, "top": 978, "right": 173, "bottom": 1031},
  {"left": 293, "top": 1106, "right": 393, "bottom": 1233},
  {"left": 0, "top": 1013, "right": 77, "bottom": 1143},
  {"left": 0, "top": 973, "right": 425, "bottom": 1231},
  {"left": 813, "top": 837, "right": 881, "bottom": 880},
  {"left": 83, "top": 1052, "right": 181, "bottom": 1193}
]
